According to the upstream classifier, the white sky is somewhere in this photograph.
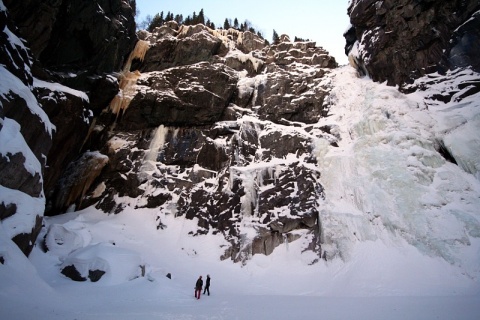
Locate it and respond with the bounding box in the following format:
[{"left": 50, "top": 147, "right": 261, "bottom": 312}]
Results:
[{"left": 135, "top": 0, "right": 351, "bottom": 64}]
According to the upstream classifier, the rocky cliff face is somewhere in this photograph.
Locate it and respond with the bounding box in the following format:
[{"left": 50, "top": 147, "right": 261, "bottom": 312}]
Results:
[
  {"left": 4, "top": 0, "right": 137, "bottom": 73},
  {"left": 4, "top": 0, "right": 136, "bottom": 216},
  {"left": 0, "top": 4, "right": 52, "bottom": 255},
  {"left": 76, "top": 23, "right": 337, "bottom": 262},
  {"left": 0, "top": 0, "right": 136, "bottom": 256},
  {"left": 0, "top": 0, "right": 338, "bottom": 261},
  {"left": 345, "top": 0, "right": 480, "bottom": 86},
  {"left": 2, "top": 0, "right": 478, "bottom": 266}
]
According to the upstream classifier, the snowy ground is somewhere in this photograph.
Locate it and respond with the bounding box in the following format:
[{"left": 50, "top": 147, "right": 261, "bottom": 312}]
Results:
[
  {"left": 0, "top": 207, "right": 478, "bottom": 320},
  {"left": 1, "top": 207, "right": 479, "bottom": 320},
  {"left": 1, "top": 66, "right": 480, "bottom": 319}
]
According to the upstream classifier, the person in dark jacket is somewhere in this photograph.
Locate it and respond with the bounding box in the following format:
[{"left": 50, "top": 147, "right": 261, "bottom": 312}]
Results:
[
  {"left": 194, "top": 275, "right": 203, "bottom": 299},
  {"left": 203, "top": 274, "right": 211, "bottom": 296}
]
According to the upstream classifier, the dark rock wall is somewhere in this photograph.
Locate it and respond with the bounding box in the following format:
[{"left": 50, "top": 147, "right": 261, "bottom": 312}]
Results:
[
  {"left": 3, "top": 0, "right": 137, "bottom": 216},
  {"left": 3, "top": 0, "right": 63, "bottom": 59},
  {"left": 5, "top": 0, "right": 137, "bottom": 73},
  {"left": 80, "top": 24, "right": 337, "bottom": 262},
  {"left": 346, "top": 0, "right": 480, "bottom": 86},
  {"left": 0, "top": 0, "right": 137, "bottom": 256},
  {"left": 119, "top": 62, "right": 239, "bottom": 130},
  {"left": 0, "top": 6, "right": 51, "bottom": 256}
]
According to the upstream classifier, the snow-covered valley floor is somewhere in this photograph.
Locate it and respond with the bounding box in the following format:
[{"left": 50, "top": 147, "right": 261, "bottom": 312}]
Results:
[
  {"left": 2, "top": 207, "right": 479, "bottom": 320},
  {"left": 1, "top": 66, "right": 480, "bottom": 319}
]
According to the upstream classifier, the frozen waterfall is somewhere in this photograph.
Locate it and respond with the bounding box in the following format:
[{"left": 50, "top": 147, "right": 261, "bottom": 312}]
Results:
[{"left": 315, "top": 67, "right": 480, "bottom": 268}]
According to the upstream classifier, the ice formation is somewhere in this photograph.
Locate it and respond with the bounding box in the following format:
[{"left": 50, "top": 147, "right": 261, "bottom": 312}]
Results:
[
  {"left": 226, "top": 50, "right": 264, "bottom": 72},
  {"left": 211, "top": 28, "right": 244, "bottom": 49},
  {"left": 316, "top": 67, "right": 480, "bottom": 267},
  {"left": 141, "top": 125, "right": 170, "bottom": 175},
  {"left": 108, "top": 70, "right": 141, "bottom": 116},
  {"left": 123, "top": 40, "right": 150, "bottom": 73},
  {"left": 108, "top": 40, "right": 150, "bottom": 116}
]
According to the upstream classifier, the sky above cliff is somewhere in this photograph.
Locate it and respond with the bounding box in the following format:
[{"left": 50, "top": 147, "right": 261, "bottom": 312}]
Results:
[{"left": 135, "top": 0, "right": 351, "bottom": 64}]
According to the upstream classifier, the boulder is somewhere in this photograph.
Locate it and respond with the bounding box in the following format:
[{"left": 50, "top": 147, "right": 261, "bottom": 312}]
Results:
[
  {"left": 44, "top": 223, "right": 91, "bottom": 255},
  {"left": 237, "top": 31, "right": 267, "bottom": 53},
  {"left": 11, "top": 215, "right": 43, "bottom": 257},
  {"left": 0, "top": 153, "right": 42, "bottom": 197}
]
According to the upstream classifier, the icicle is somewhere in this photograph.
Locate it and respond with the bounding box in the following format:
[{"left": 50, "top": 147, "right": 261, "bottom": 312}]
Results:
[
  {"left": 274, "top": 165, "right": 281, "bottom": 185},
  {"left": 144, "top": 125, "right": 168, "bottom": 163},
  {"left": 229, "top": 168, "right": 235, "bottom": 191},
  {"left": 107, "top": 40, "right": 150, "bottom": 117},
  {"left": 240, "top": 169, "right": 258, "bottom": 217},
  {"left": 209, "top": 28, "right": 245, "bottom": 50},
  {"left": 108, "top": 70, "right": 141, "bottom": 117},
  {"left": 172, "top": 128, "right": 180, "bottom": 141},
  {"left": 123, "top": 40, "right": 150, "bottom": 73},
  {"left": 257, "top": 169, "right": 264, "bottom": 188},
  {"left": 140, "top": 125, "right": 169, "bottom": 179},
  {"left": 267, "top": 166, "right": 274, "bottom": 183},
  {"left": 251, "top": 74, "right": 267, "bottom": 107}
]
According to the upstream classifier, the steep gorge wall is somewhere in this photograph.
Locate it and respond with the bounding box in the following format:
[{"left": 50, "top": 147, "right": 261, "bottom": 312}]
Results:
[
  {"left": 0, "top": 0, "right": 339, "bottom": 261},
  {"left": 77, "top": 23, "right": 338, "bottom": 262},
  {"left": 4, "top": 0, "right": 137, "bottom": 73},
  {"left": 2, "top": 0, "right": 479, "bottom": 266},
  {"left": 0, "top": 4, "right": 52, "bottom": 255},
  {"left": 0, "top": 0, "right": 137, "bottom": 256},
  {"left": 3, "top": 0, "right": 137, "bottom": 216},
  {"left": 345, "top": 0, "right": 480, "bottom": 86}
]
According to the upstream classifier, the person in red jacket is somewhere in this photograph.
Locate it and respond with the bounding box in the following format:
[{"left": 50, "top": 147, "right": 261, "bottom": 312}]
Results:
[{"left": 194, "top": 276, "right": 203, "bottom": 299}]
